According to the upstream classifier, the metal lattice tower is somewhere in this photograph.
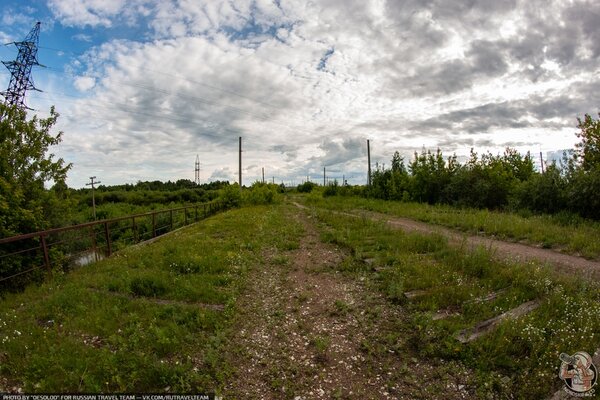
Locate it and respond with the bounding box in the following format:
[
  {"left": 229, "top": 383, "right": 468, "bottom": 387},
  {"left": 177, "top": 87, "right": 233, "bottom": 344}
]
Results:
[
  {"left": 194, "top": 155, "right": 200, "bottom": 185},
  {"left": 1, "top": 22, "right": 42, "bottom": 114}
]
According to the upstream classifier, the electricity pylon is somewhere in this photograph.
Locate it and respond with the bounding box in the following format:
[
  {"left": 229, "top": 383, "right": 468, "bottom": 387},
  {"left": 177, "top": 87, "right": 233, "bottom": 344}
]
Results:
[
  {"left": 1, "top": 22, "right": 43, "bottom": 118},
  {"left": 195, "top": 155, "right": 201, "bottom": 185}
]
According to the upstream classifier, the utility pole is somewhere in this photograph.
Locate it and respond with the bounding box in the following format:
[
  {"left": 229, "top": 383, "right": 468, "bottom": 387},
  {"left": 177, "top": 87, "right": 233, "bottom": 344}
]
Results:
[
  {"left": 262, "top": 167, "right": 265, "bottom": 184},
  {"left": 540, "top": 151, "right": 545, "bottom": 174},
  {"left": 272, "top": 176, "right": 274, "bottom": 184},
  {"left": 323, "top": 167, "right": 326, "bottom": 186},
  {"left": 367, "top": 139, "right": 372, "bottom": 186},
  {"left": 238, "top": 137, "right": 242, "bottom": 190},
  {"left": 86, "top": 176, "right": 101, "bottom": 220}
]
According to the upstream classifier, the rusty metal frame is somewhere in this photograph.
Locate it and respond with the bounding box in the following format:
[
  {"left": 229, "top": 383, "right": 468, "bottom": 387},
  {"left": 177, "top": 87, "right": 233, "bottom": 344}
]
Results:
[{"left": 0, "top": 200, "right": 224, "bottom": 285}]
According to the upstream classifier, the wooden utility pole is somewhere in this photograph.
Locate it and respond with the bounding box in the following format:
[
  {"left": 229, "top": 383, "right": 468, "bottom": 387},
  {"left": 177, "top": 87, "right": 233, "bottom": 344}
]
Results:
[
  {"left": 272, "top": 176, "right": 274, "bottom": 184},
  {"left": 540, "top": 151, "right": 545, "bottom": 173},
  {"left": 262, "top": 167, "right": 265, "bottom": 184},
  {"left": 323, "top": 167, "right": 326, "bottom": 186},
  {"left": 367, "top": 139, "right": 372, "bottom": 186},
  {"left": 86, "top": 176, "right": 101, "bottom": 220},
  {"left": 239, "top": 137, "right": 242, "bottom": 190}
]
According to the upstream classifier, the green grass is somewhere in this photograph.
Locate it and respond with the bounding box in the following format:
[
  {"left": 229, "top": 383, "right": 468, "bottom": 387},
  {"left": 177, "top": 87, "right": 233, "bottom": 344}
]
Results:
[
  {"left": 5, "top": 199, "right": 599, "bottom": 397},
  {"left": 311, "top": 207, "right": 600, "bottom": 398},
  {"left": 0, "top": 205, "right": 296, "bottom": 393},
  {"left": 300, "top": 194, "right": 600, "bottom": 259}
]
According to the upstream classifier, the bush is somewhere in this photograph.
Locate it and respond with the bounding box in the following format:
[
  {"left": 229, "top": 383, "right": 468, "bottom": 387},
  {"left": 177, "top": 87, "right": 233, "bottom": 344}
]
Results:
[
  {"left": 297, "top": 181, "right": 316, "bottom": 193},
  {"left": 243, "top": 182, "right": 281, "bottom": 205},
  {"left": 567, "top": 166, "right": 600, "bottom": 220},
  {"left": 323, "top": 180, "right": 340, "bottom": 197},
  {"left": 511, "top": 164, "right": 567, "bottom": 214},
  {"left": 218, "top": 184, "right": 242, "bottom": 208}
]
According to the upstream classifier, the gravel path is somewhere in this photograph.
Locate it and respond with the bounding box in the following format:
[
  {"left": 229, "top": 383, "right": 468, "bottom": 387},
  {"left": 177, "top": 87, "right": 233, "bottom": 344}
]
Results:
[{"left": 223, "top": 206, "right": 471, "bottom": 399}]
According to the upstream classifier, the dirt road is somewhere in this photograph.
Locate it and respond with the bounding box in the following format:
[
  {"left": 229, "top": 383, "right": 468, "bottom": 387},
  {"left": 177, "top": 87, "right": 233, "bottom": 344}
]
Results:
[
  {"left": 292, "top": 202, "right": 600, "bottom": 280},
  {"left": 223, "top": 206, "right": 470, "bottom": 399}
]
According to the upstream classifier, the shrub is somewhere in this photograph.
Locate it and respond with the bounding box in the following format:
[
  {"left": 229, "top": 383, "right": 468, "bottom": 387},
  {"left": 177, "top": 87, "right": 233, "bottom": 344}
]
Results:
[
  {"left": 218, "top": 184, "right": 242, "bottom": 208},
  {"left": 511, "top": 164, "right": 567, "bottom": 214},
  {"left": 323, "top": 180, "right": 339, "bottom": 197},
  {"left": 567, "top": 166, "right": 600, "bottom": 220},
  {"left": 297, "top": 181, "right": 316, "bottom": 193},
  {"left": 243, "top": 182, "right": 281, "bottom": 205}
]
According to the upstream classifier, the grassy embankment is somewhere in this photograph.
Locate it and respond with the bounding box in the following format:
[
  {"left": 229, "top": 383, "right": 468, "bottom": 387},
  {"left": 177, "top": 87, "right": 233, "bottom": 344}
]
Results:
[
  {"left": 3, "top": 198, "right": 599, "bottom": 398},
  {"left": 0, "top": 205, "right": 301, "bottom": 392},
  {"left": 308, "top": 205, "right": 600, "bottom": 398},
  {"left": 302, "top": 194, "right": 600, "bottom": 259}
]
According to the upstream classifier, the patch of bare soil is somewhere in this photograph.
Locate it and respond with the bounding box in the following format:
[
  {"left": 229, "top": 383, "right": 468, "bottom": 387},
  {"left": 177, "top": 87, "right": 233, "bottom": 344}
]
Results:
[{"left": 223, "top": 206, "right": 472, "bottom": 399}]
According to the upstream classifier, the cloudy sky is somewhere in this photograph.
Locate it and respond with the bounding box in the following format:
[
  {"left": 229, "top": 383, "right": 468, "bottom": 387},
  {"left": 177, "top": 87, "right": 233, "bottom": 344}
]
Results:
[{"left": 1, "top": 0, "right": 599, "bottom": 187}]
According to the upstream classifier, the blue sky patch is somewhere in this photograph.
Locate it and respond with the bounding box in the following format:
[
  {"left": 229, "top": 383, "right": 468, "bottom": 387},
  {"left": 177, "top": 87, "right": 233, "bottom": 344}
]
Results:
[{"left": 317, "top": 47, "right": 334, "bottom": 72}]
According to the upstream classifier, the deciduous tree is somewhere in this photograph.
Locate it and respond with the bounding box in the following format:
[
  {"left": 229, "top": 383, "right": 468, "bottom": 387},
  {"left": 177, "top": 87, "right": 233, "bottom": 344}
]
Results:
[{"left": 0, "top": 104, "right": 71, "bottom": 238}]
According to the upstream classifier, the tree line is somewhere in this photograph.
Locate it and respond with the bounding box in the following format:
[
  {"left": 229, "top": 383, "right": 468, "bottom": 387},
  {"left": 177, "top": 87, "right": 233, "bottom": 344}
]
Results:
[{"left": 365, "top": 114, "right": 600, "bottom": 220}]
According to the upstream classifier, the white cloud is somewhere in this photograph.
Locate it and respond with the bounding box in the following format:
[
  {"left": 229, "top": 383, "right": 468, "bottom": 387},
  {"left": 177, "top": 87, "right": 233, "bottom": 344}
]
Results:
[
  {"left": 72, "top": 33, "right": 93, "bottom": 42},
  {"left": 1, "top": 10, "right": 33, "bottom": 26},
  {"left": 47, "top": 0, "right": 149, "bottom": 27},
  {"left": 33, "top": 0, "right": 600, "bottom": 187},
  {"left": 0, "top": 30, "right": 12, "bottom": 43},
  {"left": 73, "top": 76, "right": 96, "bottom": 91}
]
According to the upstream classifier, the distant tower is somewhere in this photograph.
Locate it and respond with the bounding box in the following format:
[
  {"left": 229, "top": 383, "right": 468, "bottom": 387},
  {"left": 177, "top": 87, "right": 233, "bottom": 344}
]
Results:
[
  {"left": 194, "top": 155, "right": 200, "bottom": 185},
  {"left": 1, "top": 22, "right": 43, "bottom": 117}
]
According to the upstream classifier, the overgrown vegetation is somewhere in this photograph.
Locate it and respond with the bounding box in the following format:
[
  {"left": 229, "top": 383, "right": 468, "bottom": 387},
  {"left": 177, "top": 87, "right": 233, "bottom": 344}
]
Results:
[
  {"left": 0, "top": 103, "right": 289, "bottom": 293},
  {"left": 0, "top": 205, "right": 297, "bottom": 392},
  {"left": 303, "top": 195, "right": 600, "bottom": 259},
  {"left": 60, "top": 179, "right": 229, "bottom": 226},
  {"left": 242, "top": 182, "right": 284, "bottom": 205},
  {"left": 0, "top": 105, "right": 72, "bottom": 291},
  {"left": 1, "top": 180, "right": 283, "bottom": 293},
  {"left": 362, "top": 113, "right": 600, "bottom": 220},
  {"left": 312, "top": 208, "right": 600, "bottom": 398}
]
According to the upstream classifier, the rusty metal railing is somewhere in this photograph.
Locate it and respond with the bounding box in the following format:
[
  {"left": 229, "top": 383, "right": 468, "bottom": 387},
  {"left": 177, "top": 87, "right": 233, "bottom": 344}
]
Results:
[{"left": 0, "top": 200, "right": 225, "bottom": 291}]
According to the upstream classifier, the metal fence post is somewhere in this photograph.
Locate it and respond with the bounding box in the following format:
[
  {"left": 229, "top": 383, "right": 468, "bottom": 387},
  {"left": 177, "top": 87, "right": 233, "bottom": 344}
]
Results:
[
  {"left": 132, "top": 216, "right": 138, "bottom": 243},
  {"left": 90, "top": 225, "right": 98, "bottom": 261},
  {"left": 104, "top": 222, "right": 112, "bottom": 257},
  {"left": 152, "top": 213, "right": 156, "bottom": 238},
  {"left": 40, "top": 234, "right": 51, "bottom": 274}
]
